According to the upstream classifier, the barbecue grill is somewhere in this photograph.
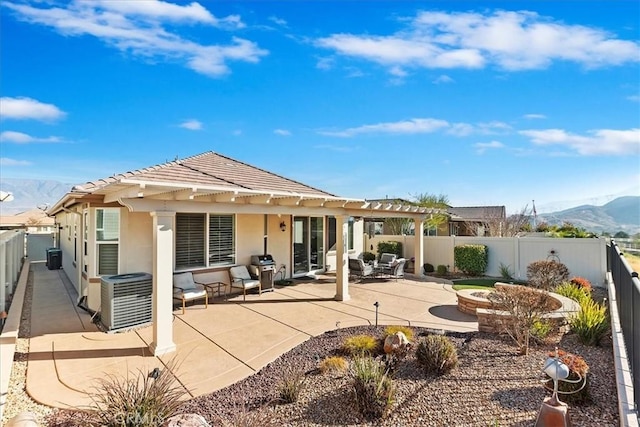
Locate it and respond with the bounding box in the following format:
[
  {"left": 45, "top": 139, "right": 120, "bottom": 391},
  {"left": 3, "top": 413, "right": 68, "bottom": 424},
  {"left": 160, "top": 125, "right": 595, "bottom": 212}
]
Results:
[{"left": 250, "top": 254, "right": 276, "bottom": 292}]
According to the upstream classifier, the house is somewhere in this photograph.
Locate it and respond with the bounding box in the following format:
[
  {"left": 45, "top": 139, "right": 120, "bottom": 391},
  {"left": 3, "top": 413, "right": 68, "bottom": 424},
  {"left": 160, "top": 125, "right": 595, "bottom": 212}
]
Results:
[
  {"left": 0, "top": 208, "right": 56, "bottom": 233},
  {"left": 363, "top": 198, "right": 506, "bottom": 237},
  {"left": 48, "top": 151, "right": 436, "bottom": 355},
  {"left": 448, "top": 206, "right": 506, "bottom": 236}
]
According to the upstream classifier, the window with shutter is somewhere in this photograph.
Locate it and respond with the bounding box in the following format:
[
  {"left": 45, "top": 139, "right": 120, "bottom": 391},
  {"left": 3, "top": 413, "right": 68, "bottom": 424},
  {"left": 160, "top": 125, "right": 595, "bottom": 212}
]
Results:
[
  {"left": 96, "top": 208, "right": 119, "bottom": 275},
  {"left": 209, "top": 215, "right": 235, "bottom": 265},
  {"left": 176, "top": 213, "right": 206, "bottom": 269}
]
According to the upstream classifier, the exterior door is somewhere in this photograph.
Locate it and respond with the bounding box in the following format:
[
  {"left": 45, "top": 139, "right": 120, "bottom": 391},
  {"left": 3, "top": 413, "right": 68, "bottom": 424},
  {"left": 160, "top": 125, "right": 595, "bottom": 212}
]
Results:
[{"left": 292, "top": 216, "right": 324, "bottom": 276}]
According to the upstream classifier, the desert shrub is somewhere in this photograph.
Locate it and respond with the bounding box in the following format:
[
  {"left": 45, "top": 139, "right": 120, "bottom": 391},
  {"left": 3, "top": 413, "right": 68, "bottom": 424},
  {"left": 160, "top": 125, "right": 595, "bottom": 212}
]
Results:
[
  {"left": 546, "top": 349, "right": 590, "bottom": 404},
  {"left": 569, "top": 277, "right": 592, "bottom": 294},
  {"left": 570, "top": 298, "right": 609, "bottom": 346},
  {"left": 343, "top": 334, "right": 379, "bottom": 356},
  {"left": 423, "top": 263, "right": 435, "bottom": 273},
  {"left": 436, "top": 264, "right": 448, "bottom": 275},
  {"left": 319, "top": 356, "right": 349, "bottom": 374},
  {"left": 499, "top": 262, "right": 514, "bottom": 280},
  {"left": 86, "top": 360, "right": 185, "bottom": 427},
  {"left": 361, "top": 252, "right": 376, "bottom": 263},
  {"left": 350, "top": 356, "right": 395, "bottom": 420},
  {"left": 377, "top": 241, "right": 402, "bottom": 258},
  {"left": 278, "top": 367, "right": 306, "bottom": 403},
  {"left": 488, "top": 286, "right": 557, "bottom": 355},
  {"left": 384, "top": 325, "right": 414, "bottom": 342},
  {"left": 526, "top": 260, "right": 570, "bottom": 291},
  {"left": 555, "top": 282, "right": 591, "bottom": 306},
  {"left": 415, "top": 335, "right": 458, "bottom": 375},
  {"left": 454, "top": 245, "right": 488, "bottom": 276}
]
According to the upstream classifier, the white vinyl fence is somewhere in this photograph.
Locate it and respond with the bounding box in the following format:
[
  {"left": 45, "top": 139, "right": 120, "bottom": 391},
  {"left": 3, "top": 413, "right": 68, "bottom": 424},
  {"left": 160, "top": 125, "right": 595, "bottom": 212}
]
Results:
[
  {"left": 364, "top": 235, "right": 608, "bottom": 287},
  {"left": 0, "top": 230, "right": 25, "bottom": 313}
]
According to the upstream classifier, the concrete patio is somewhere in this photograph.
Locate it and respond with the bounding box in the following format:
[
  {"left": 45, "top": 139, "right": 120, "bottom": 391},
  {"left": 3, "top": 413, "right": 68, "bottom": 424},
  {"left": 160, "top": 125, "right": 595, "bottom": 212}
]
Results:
[{"left": 21, "top": 262, "right": 477, "bottom": 410}]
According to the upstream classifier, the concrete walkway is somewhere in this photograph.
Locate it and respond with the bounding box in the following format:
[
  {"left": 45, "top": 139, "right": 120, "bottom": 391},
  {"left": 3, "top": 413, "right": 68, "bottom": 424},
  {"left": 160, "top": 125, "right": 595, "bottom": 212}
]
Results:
[{"left": 24, "top": 263, "right": 477, "bottom": 409}]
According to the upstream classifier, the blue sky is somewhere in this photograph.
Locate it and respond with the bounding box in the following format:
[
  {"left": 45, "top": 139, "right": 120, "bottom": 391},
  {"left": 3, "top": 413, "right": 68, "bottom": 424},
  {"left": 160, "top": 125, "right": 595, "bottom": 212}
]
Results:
[{"left": 1, "top": 0, "right": 639, "bottom": 214}]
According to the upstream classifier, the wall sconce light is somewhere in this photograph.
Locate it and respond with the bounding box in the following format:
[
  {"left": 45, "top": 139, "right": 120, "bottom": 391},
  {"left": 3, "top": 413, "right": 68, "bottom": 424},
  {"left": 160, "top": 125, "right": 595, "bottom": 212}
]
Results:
[{"left": 279, "top": 221, "right": 286, "bottom": 232}]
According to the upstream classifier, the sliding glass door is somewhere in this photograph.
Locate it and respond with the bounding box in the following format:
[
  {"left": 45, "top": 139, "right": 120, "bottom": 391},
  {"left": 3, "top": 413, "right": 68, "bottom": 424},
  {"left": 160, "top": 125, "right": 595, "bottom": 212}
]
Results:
[{"left": 292, "top": 216, "right": 324, "bottom": 276}]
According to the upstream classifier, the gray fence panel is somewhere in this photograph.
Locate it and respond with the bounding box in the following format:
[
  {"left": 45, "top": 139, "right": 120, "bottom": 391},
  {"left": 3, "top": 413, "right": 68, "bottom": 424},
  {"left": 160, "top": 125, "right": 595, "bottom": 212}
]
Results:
[{"left": 26, "top": 233, "right": 54, "bottom": 262}]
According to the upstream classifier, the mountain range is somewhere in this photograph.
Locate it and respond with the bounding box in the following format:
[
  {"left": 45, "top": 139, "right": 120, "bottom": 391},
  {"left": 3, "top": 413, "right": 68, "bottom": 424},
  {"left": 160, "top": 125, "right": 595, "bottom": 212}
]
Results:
[
  {"left": 537, "top": 196, "right": 640, "bottom": 235},
  {"left": 1, "top": 178, "right": 638, "bottom": 235}
]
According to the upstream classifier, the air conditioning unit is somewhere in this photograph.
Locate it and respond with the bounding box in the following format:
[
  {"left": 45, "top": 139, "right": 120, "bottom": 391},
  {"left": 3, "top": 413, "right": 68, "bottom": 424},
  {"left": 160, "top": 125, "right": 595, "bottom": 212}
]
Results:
[{"left": 101, "top": 272, "right": 153, "bottom": 332}]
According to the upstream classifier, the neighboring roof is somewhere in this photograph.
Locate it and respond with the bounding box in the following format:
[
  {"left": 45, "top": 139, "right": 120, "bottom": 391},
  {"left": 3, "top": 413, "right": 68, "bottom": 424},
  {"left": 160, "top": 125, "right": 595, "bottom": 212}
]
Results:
[
  {"left": 0, "top": 208, "right": 55, "bottom": 227},
  {"left": 448, "top": 206, "right": 506, "bottom": 222},
  {"left": 49, "top": 151, "right": 441, "bottom": 217}
]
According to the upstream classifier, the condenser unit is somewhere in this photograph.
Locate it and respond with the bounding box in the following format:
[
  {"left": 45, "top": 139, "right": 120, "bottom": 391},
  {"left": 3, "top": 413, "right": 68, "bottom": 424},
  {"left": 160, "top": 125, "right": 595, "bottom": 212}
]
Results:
[{"left": 100, "top": 272, "right": 153, "bottom": 332}]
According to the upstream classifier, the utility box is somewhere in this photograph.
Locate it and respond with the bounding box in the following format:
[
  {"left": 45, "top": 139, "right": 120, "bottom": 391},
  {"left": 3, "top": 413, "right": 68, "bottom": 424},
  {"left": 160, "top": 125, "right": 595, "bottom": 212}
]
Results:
[{"left": 46, "top": 248, "right": 62, "bottom": 270}]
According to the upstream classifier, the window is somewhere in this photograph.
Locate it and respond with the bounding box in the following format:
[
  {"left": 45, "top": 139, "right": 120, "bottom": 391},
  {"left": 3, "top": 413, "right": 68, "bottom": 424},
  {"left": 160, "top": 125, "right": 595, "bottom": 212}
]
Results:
[
  {"left": 96, "top": 208, "right": 119, "bottom": 275},
  {"left": 175, "top": 213, "right": 235, "bottom": 270},
  {"left": 209, "top": 215, "right": 235, "bottom": 266}
]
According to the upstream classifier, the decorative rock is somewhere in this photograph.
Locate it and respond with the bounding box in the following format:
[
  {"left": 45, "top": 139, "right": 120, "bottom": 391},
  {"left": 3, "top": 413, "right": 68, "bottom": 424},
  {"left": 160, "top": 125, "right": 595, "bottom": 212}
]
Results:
[
  {"left": 383, "top": 331, "right": 410, "bottom": 354},
  {"left": 6, "top": 411, "right": 39, "bottom": 427},
  {"left": 163, "top": 413, "right": 211, "bottom": 427}
]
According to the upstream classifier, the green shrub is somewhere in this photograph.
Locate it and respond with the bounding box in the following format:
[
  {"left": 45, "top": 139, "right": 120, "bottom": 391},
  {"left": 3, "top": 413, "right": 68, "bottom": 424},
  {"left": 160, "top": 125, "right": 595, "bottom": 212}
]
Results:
[
  {"left": 350, "top": 356, "right": 395, "bottom": 420},
  {"left": 555, "top": 282, "right": 591, "bottom": 306},
  {"left": 499, "top": 262, "right": 514, "bottom": 280},
  {"left": 423, "top": 263, "right": 435, "bottom": 273},
  {"left": 526, "top": 260, "right": 569, "bottom": 291},
  {"left": 384, "top": 325, "right": 414, "bottom": 342},
  {"left": 86, "top": 359, "right": 185, "bottom": 427},
  {"left": 278, "top": 367, "right": 306, "bottom": 403},
  {"left": 343, "top": 334, "right": 379, "bottom": 355},
  {"left": 454, "top": 245, "right": 488, "bottom": 276},
  {"left": 415, "top": 335, "right": 458, "bottom": 375},
  {"left": 546, "top": 349, "right": 590, "bottom": 404},
  {"left": 377, "top": 241, "right": 402, "bottom": 258},
  {"left": 361, "top": 252, "right": 376, "bottom": 263},
  {"left": 436, "top": 264, "right": 448, "bottom": 275},
  {"left": 570, "top": 298, "right": 609, "bottom": 346},
  {"left": 530, "top": 318, "right": 553, "bottom": 343},
  {"left": 569, "top": 277, "right": 592, "bottom": 293},
  {"left": 319, "top": 356, "right": 349, "bottom": 374}
]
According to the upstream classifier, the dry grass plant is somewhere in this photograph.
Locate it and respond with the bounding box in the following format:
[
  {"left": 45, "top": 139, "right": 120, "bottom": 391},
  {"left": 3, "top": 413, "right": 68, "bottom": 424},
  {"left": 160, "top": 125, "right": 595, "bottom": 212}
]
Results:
[{"left": 319, "top": 356, "right": 349, "bottom": 374}]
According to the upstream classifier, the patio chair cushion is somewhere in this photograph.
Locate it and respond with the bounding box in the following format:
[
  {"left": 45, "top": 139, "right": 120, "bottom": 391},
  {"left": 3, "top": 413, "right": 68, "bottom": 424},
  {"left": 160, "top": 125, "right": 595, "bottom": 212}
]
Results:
[
  {"left": 173, "top": 272, "right": 205, "bottom": 295},
  {"left": 379, "top": 253, "right": 397, "bottom": 265}
]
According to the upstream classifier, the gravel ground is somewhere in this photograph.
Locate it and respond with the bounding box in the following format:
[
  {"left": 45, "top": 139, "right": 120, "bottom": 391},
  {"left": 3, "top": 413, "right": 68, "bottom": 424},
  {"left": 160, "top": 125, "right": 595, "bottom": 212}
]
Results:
[
  {"left": 172, "top": 326, "right": 618, "bottom": 427},
  {"left": 5, "top": 273, "right": 619, "bottom": 427}
]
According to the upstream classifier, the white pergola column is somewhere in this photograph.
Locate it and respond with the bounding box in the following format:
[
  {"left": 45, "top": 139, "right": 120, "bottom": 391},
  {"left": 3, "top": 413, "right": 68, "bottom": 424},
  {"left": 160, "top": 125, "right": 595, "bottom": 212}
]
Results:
[
  {"left": 150, "top": 211, "right": 176, "bottom": 356},
  {"left": 413, "top": 216, "right": 425, "bottom": 276},
  {"left": 334, "top": 215, "right": 350, "bottom": 301}
]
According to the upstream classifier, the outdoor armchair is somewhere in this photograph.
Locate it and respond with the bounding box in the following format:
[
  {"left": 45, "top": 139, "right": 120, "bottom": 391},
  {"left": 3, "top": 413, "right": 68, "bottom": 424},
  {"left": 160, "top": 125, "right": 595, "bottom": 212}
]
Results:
[
  {"left": 382, "top": 258, "right": 406, "bottom": 281},
  {"left": 378, "top": 253, "right": 397, "bottom": 267},
  {"left": 229, "top": 265, "right": 262, "bottom": 301},
  {"left": 173, "top": 272, "right": 209, "bottom": 315},
  {"left": 348, "top": 258, "right": 376, "bottom": 281}
]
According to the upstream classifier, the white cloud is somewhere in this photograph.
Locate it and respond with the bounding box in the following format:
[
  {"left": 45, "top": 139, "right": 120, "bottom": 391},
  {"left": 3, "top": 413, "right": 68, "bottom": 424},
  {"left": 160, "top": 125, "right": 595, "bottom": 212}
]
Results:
[
  {"left": 316, "top": 56, "right": 334, "bottom": 70},
  {"left": 268, "top": 16, "right": 287, "bottom": 27},
  {"left": 520, "top": 128, "right": 640, "bottom": 155},
  {"left": 319, "top": 118, "right": 449, "bottom": 137},
  {"left": 0, "top": 96, "right": 66, "bottom": 121},
  {"left": 315, "top": 10, "right": 639, "bottom": 74},
  {"left": 0, "top": 131, "right": 62, "bottom": 143},
  {"left": 179, "top": 119, "right": 203, "bottom": 130},
  {"left": 4, "top": 1, "right": 266, "bottom": 77},
  {"left": 0, "top": 157, "right": 32, "bottom": 166},
  {"left": 389, "top": 66, "right": 408, "bottom": 77},
  {"left": 523, "top": 113, "right": 547, "bottom": 119},
  {"left": 433, "top": 74, "right": 454, "bottom": 84},
  {"left": 474, "top": 140, "right": 505, "bottom": 154},
  {"left": 232, "top": 129, "right": 242, "bottom": 136},
  {"left": 627, "top": 95, "right": 640, "bottom": 102},
  {"left": 274, "top": 129, "right": 291, "bottom": 136}
]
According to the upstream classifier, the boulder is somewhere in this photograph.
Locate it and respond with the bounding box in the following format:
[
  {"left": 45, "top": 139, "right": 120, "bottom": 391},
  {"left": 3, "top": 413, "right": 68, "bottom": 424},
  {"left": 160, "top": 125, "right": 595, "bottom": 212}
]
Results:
[
  {"left": 383, "top": 331, "right": 411, "bottom": 354},
  {"left": 163, "top": 413, "right": 210, "bottom": 427}
]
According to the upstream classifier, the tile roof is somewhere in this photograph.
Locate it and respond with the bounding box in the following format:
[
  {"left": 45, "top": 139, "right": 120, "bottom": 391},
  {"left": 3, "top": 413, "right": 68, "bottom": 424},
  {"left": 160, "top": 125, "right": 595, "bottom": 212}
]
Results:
[{"left": 74, "top": 151, "right": 337, "bottom": 197}]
